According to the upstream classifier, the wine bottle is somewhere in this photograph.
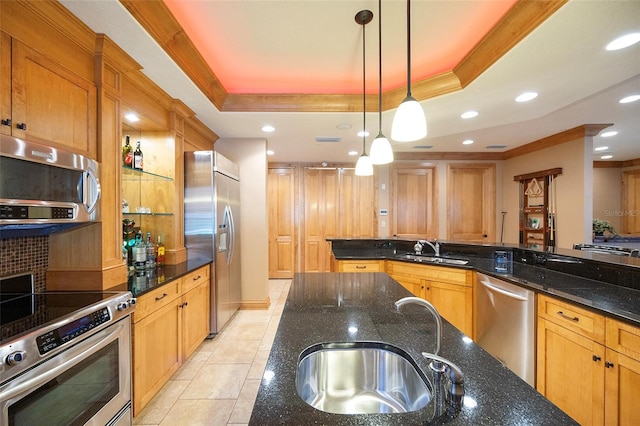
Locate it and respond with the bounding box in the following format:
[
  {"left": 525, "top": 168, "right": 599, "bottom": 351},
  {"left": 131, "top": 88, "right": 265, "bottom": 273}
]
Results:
[
  {"left": 156, "top": 235, "right": 165, "bottom": 265},
  {"left": 133, "top": 141, "right": 144, "bottom": 170},
  {"left": 122, "top": 135, "right": 133, "bottom": 167},
  {"left": 132, "top": 231, "right": 147, "bottom": 270}
]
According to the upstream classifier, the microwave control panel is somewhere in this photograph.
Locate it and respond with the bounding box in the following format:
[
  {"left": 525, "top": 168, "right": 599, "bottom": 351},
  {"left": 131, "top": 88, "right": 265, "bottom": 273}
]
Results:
[{"left": 0, "top": 205, "right": 74, "bottom": 220}]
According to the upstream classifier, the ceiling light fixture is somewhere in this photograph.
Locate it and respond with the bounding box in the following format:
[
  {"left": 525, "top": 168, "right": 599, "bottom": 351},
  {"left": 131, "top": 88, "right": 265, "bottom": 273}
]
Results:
[
  {"left": 261, "top": 125, "right": 275, "bottom": 133},
  {"left": 601, "top": 155, "right": 613, "bottom": 160},
  {"left": 391, "top": 0, "right": 426, "bottom": 142},
  {"left": 515, "top": 92, "right": 538, "bottom": 102},
  {"left": 370, "top": 0, "right": 393, "bottom": 165},
  {"left": 266, "top": 150, "right": 275, "bottom": 156},
  {"left": 462, "top": 139, "right": 474, "bottom": 145},
  {"left": 619, "top": 94, "right": 640, "bottom": 104},
  {"left": 600, "top": 131, "right": 618, "bottom": 138},
  {"left": 125, "top": 113, "right": 139, "bottom": 122},
  {"left": 354, "top": 9, "right": 374, "bottom": 177},
  {"left": 594, "top": 146, "right": 609, "bottom": 152},
  {"left": 605, "top": 32, "right": 640, "bottom": 51},
  {"left": 461, "top": 111, "right": 478, "bottom": 119}
]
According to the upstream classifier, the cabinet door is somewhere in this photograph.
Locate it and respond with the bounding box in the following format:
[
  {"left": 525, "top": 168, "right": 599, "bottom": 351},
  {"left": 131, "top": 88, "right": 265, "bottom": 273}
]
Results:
[
  {"left": 425, "top": 281, "right": 472, "bottom": 336},
  {"left": 605, "top": 349, "right": 640, "bottom": 426},
  {"left": 303, "top": 168, "right": 338, "bottom": 272},
  {"left": 268, "top": 167, "right": 296, "bottom": 278},
  {"left": 133, "top": 300, "right": 181, "bottom": 416},
  {"left": 537, "top": 317, "right": 605, "bottom": 425},
  {"left": 338, "top": 260, "right": 384, "bottom": 272},
  {"left": 390, "top": 165, "right": 436, "bottom": 238},
  {"left": 11, "top": 40, "right": 96, "bottom": 155},
  {"left": 0, "top": 32, "right": 10, "bottom": 136},
  {"left": 182, "top": 280, "right": 210, "bottom": 359}
]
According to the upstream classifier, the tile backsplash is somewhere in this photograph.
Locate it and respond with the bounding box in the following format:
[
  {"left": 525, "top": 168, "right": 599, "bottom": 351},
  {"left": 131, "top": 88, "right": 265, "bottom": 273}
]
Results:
[{"left": 0, "top": 236, "right": 48, "bottom": 293}]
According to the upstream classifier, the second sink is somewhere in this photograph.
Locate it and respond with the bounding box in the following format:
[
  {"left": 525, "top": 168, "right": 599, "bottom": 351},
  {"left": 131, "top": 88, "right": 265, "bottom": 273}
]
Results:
[
  {"left": 397, "top": 254, "right": 469, "bottom": 265},
  {"left": 295, "top": 341, "right": 431, "bottom": 415}
]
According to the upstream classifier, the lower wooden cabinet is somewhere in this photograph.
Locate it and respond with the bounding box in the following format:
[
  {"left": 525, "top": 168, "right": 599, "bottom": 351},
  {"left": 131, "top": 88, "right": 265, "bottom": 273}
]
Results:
[
  {"left": 336, "top": 260, "right": 385, "bottom": 272},
  {"left": 537, "top": 295, "right": 640, "bottom": 426},
  {"left": 132, "top": 265, "right": 211, "bottom": 416}
]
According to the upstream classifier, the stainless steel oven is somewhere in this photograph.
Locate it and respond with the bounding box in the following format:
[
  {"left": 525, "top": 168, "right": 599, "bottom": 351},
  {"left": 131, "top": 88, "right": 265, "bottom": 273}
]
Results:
[{"left": 0, "top": 290, "right": 136, "bottom": 426}]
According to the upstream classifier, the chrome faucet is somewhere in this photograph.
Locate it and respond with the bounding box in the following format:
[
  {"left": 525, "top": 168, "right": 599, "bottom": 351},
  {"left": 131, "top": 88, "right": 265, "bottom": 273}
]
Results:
[
  {"left": 394, "top": 296, "right": 442, "bottom": 356},
  {"left": 423, "top": 353, "right": 465, "bottom": 409},
  {"left": 414, "top": 239, "right": 440, "bottom": 256}
]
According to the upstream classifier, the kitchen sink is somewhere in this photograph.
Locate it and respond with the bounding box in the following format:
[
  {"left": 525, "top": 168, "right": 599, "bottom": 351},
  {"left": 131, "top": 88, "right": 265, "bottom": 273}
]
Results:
[
  {"left": 295, "top": 342, "right": 431, "bottom": 415},
  {"left": 396, "top": 254, "right": 469, "bottom": 265}
]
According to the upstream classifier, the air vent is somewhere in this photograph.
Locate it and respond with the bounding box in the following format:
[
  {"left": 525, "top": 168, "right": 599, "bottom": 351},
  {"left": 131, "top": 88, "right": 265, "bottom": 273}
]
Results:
[
  {"left": 315, "top": 137, "right": 341, "bottom": 143},
  {"left": 486, "top": 145, "right": 507, "bottom": 149},
  {"left": 413, "top": 145, "right": 433, "bottom": 149}
]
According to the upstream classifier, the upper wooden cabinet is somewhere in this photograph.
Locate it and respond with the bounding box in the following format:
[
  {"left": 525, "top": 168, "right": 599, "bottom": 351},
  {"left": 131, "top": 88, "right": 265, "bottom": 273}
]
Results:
[{"left": 0, "top": 34, "right": 97, "bottom": 157}]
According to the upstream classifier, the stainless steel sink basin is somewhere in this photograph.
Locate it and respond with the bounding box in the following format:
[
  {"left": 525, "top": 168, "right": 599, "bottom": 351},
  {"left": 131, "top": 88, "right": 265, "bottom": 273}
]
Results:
[
  {"left": 296, "top": 342, "right": 431, "bottom": 415},
  {"left": 396, "top": 254, "right": 469, "bottom": 265}
]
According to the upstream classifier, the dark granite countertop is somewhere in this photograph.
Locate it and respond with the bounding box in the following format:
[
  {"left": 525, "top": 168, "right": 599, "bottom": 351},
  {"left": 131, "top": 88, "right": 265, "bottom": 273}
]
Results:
[
  {"left": 249, "top": 273, "right": 576, "bottom": 425},
  {"left": 332, "top": 240, "right": 640, "bottom": 327},
  {"left": 125, "top": 258, "right": 212, "bottom": 297}
]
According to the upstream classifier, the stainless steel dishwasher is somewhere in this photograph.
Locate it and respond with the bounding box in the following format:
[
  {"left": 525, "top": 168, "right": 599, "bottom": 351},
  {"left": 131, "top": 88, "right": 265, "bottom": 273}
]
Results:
[{"left": 475, "top": 272, "right": 535, "bottom": 386}]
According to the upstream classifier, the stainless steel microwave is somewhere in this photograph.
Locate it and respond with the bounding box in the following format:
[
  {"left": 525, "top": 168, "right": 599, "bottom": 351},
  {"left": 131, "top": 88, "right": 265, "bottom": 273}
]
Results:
[{"left": 0, "top": 135, "right": 101, "bottom": 232}]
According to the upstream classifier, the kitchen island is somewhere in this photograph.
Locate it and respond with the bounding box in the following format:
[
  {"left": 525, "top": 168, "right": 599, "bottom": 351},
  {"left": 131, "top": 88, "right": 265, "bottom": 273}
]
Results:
[{"left": 249, "top": 272, "right": 576, "bottom": 425}]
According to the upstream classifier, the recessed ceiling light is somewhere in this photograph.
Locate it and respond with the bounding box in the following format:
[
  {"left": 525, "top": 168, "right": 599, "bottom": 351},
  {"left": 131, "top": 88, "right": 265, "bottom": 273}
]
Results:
[
  {"left": 594, "top": 146, "right": 609, "bottom": 152},
  {"left": 605, "top": 32, "right": 640, "bottom": 51},
  {"left": 336, "top": 123, "right": 352, "bottom": 130},
  {"left": 515, "top": 92, "right": 538, "bottom": 103},
  {"left": 357, "top": 130, "right": 370, "bottom": 138},
  {"left": 125, "top": 113, "right": 139, "bottom": 122},
  {"left": 460, "top": 111, "right": 478, "bottom": 119},
  {"left": 600, "top": 131, "right": 618, "bottom": 138},
  {"left": 266, "top": 150, "right": 274, "bottom": 156},
  {"left": 619, "top": 94, "right": 640, "bottom": 104},
  {"left": 348, "top": 150, "right": 359, "bottom": 156},
  {"left": 462, "top": 139, "right": 474, "bottom": 145},
  {"left": 261, "top": 125, "right": 275, "bottom": 133},
  {"left": 600, "top": 155, "right": 613, "bottom": 160}
]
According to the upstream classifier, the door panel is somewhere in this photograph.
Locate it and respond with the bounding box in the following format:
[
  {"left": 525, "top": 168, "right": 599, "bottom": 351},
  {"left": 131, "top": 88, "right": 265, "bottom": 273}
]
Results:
[
  {"left": 390, "top": 165, "right": 436, "bottom": 238},
  {"left": 268, "top": 168, "right": 296, "bottom": 278},
  {"left": 622, "top": 170, "right": 640, "bottom": 234}
]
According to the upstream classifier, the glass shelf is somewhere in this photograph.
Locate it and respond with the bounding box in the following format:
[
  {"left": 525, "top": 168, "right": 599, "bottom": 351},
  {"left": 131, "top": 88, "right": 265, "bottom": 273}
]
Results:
[
  {"left": 122, "top": 166, "right": 173, "bottom": 182},
  {"left": 123, "top": 212, "right": 173, "bottom": 217}
]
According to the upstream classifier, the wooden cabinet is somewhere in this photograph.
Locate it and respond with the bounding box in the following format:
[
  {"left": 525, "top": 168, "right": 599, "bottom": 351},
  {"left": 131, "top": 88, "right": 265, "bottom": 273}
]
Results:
[
  {"left": 0, "top": 34, "right": 97, "bottom": 156},
  {"left": 132, "top": 265, "right": 210, "bottom": 415},
  {"left": 268, "top": 167, "right": 296, "bottom": 278},
  {"left": 386, "top": 261, "right": 473, "bottom": 336},
  {"left": 537, "top": 295, "right": 640, "bottom": 426},
  {"left": 336, "top": 260, "right": 385, "bottom": 273},
  {"left": 514, "top": 168, "right": 562, "bottom": 249}
]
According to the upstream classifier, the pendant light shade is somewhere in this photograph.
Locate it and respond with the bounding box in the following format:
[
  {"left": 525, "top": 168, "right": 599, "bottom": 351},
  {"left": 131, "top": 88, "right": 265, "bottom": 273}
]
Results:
[
  {"left": 370, "top": 0, "right": 393, "bottom": 165},
  {"left": 355, "top": 9, "right": 374, "bottom": 176},
  {"left": 391, "top": 0, "right": 427, "bottom": 142}
]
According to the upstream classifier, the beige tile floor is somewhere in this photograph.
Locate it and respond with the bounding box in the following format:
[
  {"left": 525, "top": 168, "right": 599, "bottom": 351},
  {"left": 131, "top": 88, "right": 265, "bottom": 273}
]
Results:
[{"left": 133, "top": 279, "right": 291, "bottom": 426}]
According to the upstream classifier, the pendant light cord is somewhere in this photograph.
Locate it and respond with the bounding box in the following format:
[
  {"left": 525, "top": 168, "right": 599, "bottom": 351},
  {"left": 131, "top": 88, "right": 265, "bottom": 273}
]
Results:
[
  {"left": 362, "top": 14, "right": 367, "bottom": 154},
  {"left": 378, "top": 0, "right": 383, "bottom": 132},
  {"left": 406, "top": 0, "right": 412, "bottom": 97}
]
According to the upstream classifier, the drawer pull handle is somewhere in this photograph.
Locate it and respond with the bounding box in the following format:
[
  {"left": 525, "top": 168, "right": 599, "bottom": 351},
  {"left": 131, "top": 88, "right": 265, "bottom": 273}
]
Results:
[
  {"left": 355, "top": 265, "right": 366, "bottom": 269},
  {"left": 179, "top": 302, "right": 189, "bottom": 308},
  {"left": 193, "top": 275, "right": 201, "bottom": 280},
  {"left": 605, "top": 361, "right": 615, "bottom": 368},
  {"left": 557, "top": 311, "right": 579, "bottom": 322},
  {"left": 593, "top": 355, "right": 601, "bottom": 362},
  {"left": 155, "top": 293, "right": 168, "bottom": 301}
]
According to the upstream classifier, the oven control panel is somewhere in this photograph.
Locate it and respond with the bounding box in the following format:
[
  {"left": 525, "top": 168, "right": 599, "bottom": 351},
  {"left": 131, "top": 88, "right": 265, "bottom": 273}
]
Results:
[{"left": 36, "top": 307, "right": 111, "bottom": 355}]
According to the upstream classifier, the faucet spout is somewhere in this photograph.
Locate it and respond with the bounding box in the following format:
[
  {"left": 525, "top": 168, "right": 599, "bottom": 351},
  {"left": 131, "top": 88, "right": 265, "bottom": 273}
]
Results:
[
  {"left": 394, "top": 296, "right": 442, "bottom": 356},
  {"left": 415, "top": 240, "right": 440, "bottom": 256},
  {"left": 423, "top": 352, "right": 465, "bottom": 408}
]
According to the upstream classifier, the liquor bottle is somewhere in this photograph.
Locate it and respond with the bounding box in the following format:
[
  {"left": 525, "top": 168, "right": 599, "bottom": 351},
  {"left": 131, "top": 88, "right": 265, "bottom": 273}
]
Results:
[
  {"left": 122, "top": 135, "right": 133, "bottom": 167},
  {"left": 145, "top": 232, "right": 156, "bottom": 269},
  {"left": 132, "top": 231, "right": 147, "bottom": 270},
  {"left": 155, "top": 235, "right": 165, "bottom": 265},
  {"left": 133, "top": 141, "right": 144, "bottom": 170}
]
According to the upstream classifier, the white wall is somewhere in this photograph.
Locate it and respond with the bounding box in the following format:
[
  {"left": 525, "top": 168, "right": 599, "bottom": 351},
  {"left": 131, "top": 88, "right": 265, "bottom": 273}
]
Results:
[{"left": 214, "top": 138, "right": 269, "bottom": 306}]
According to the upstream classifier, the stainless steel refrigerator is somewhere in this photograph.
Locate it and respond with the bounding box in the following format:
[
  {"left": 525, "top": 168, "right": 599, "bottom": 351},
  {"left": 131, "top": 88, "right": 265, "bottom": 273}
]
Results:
[{"left": 184, "top": 151, "right": 241, "bottom": 336}]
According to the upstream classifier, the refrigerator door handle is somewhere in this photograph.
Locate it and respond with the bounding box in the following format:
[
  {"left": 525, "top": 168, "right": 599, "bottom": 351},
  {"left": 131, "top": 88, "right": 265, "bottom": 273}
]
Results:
[{"left": 227, "top": 204, "right": 235, "bottom": 265}]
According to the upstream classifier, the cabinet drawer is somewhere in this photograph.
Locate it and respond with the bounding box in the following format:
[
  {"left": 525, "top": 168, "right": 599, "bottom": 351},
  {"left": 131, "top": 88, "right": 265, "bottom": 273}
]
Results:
[
  {"left": 132, "top": 280, "right": 180, "bottom": 322},
  {"left": 538, "top": 295, "right": 605, "bottom": 343},
  {"left": 421, "top": 265, "right": 470, "bottom": 286},
  {"left": 386, "top": 260, "right": 428, "bottom": 277},
  {"left": 181, "top": 265, "right": 210, "bottom": 293},
  {"left": 339, "top": 260, "right": 384, "bottom": 272},
  {"left": 606, "top": 318, "right": 640, "bottom": 362}
]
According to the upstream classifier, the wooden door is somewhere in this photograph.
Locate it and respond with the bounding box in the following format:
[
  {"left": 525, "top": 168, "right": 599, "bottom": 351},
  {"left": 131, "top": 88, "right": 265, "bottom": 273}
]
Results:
[
  {"left": 11, "top": 40, "right": 97, "bottom": 156},
  {"left": 537, "top": 318, "right": 605, "bottom": 425},
  {"left": 605, "top": 349, "right": 640, "bottom": 425},
  {"left": 0, "top": 32, "right": 10, "bottom": 136},
  {"left": 268, "top": 167, "right": 296, "bottom": 278},
  {"left": 424, "top": 281, "right": 473, "bottom": 337},
  {"left": 622, "top": 170, "right": 640, "bottom": 235},
  {"left": 447, "top": 163, "right": 496, "bottom": 243},
  {"left": 181, "top": 280, "right": 210, "bottom": 359},
  {"left": 390, "top": 165, "right": 436, "bottom": 238},
  {"left": 338, "top": 168, "right": 377, "bottom": 238},
  {"left": 303, "top": 168, "right": 339, "bottom": 272}
]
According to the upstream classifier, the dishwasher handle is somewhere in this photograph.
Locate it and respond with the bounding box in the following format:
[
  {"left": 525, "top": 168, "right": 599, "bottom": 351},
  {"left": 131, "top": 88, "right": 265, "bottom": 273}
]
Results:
[{"left": 479, "top": 280, "right": 528, "bottom": 302}]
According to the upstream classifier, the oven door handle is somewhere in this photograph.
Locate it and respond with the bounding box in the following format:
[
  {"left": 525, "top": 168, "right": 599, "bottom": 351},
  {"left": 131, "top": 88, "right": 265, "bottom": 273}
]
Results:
[{"left": 1, "top": 320, "right": 126, "bottom": 401}]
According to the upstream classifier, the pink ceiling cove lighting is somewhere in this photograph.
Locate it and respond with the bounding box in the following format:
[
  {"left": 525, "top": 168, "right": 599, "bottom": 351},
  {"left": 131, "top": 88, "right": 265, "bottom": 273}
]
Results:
[{"left": 163, "top": 0, "right": 517, "bottom": 95}]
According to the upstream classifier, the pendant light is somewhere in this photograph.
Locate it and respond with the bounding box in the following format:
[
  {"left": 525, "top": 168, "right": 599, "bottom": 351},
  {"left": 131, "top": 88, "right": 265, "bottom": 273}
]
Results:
[
  {"left": 391, "top": 0, "right": 427, "bottom": 142},
  {"left": 354, "top": 9, "right": 374, "bottom": 177},
  {"left": 370, "top": 0, "right": 394, "bottom": 165}
]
